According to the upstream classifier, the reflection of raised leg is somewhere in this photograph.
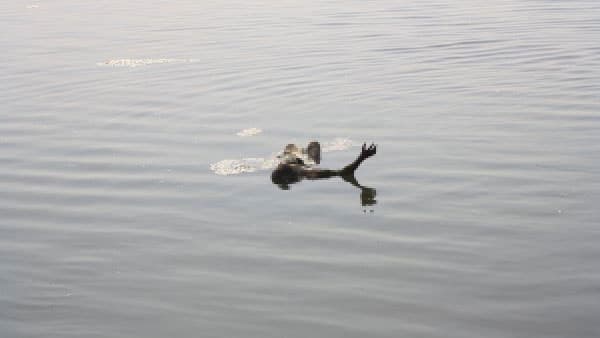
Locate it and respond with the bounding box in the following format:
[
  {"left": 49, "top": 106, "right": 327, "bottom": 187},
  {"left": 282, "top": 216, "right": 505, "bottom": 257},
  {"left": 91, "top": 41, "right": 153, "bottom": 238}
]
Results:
[{"left": 342, "top": 173, "right": 377, "bottom": 207}]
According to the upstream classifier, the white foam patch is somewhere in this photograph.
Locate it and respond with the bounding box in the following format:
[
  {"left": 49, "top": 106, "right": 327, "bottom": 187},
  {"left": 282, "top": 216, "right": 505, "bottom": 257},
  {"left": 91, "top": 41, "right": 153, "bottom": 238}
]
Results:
[
  {"left": 210, "top": 157, "right": 278, "bottom": 176},
  {"left": 210, "top": 138, "right": 356, "bottom": 176},
  {"left": 98, "top": 59, "right": 197, "bottom": 67},
  {"left": 322, "top": 138, "right": 354, "bottom": 152},
  {"left": 26, "top": 4, "right": 39, "bottom": 8},
  {"left": 236, "top": 128, "right": 262, "bottom": 137}
]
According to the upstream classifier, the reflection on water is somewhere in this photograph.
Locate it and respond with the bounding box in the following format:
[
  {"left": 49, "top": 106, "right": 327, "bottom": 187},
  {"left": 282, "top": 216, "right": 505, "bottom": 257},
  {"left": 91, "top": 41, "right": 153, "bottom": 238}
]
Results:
[
  {"left": 273, "top": 171, "right": 377, "bottom": 208},
  {"left": 342, "top": 174, "right": 377, "bottom": 208}
]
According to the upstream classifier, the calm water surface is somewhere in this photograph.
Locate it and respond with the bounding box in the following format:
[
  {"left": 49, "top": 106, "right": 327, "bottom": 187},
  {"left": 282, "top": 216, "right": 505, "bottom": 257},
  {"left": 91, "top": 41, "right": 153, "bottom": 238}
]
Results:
[{"left": 2, "top": 1, "right": 600, "bottom": 337}]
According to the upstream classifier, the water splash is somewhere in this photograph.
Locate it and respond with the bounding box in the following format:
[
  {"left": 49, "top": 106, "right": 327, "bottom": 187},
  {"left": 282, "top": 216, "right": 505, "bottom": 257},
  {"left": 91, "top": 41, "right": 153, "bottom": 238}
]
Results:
[
  {"left": 210, "top": 157, "right": 279, "bottom": 176},
  {"left": 210, "top": 137, "right": 355, "bottom": 176},
  {"left": 322, "top": 138, "right": 354, "bottom": 152},
  {"left": 97, "top": 59, "right": 197, "bottom": 67},
  {"left": 236, "top": 128, "right": 262, "bottom": 137}
]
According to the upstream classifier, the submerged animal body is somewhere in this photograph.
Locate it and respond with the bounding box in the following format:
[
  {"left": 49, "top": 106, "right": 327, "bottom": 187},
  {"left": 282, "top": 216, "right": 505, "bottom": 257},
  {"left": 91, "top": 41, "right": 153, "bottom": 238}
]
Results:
[{"left": 271, "top": 141, "right": 377, "bottom": 190}]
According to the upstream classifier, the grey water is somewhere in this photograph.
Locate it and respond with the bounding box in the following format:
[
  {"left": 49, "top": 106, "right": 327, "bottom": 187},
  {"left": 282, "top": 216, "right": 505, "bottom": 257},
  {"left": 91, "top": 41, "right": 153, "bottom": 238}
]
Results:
[{"left": 2, "top": 1, "right": 600, "bottom": 337}]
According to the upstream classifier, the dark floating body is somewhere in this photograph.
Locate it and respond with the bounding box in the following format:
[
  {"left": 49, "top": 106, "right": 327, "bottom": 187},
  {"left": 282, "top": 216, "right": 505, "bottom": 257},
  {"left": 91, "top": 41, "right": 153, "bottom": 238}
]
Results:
[{"left": 271, "top": 141, "right": 377, "bottom": 207}]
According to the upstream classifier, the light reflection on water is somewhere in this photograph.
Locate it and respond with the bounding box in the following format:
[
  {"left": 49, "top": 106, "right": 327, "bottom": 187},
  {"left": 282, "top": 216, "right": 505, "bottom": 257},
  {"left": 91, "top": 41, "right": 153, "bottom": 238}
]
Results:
[{"left": 2, "top": 1, "right": 600, "bottom": 337}]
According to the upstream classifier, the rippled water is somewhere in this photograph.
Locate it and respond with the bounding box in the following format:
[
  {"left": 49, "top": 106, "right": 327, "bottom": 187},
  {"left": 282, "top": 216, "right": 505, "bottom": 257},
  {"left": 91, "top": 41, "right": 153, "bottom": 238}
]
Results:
[{"left": 2, "top": 1, "right": 600, "bottom": 337}]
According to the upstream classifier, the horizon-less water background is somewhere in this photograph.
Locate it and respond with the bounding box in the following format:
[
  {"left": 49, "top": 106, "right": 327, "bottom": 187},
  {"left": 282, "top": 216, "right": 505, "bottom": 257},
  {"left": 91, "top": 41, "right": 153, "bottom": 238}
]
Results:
[{"left": 2, "top": 1, "right": 600, "bottom": 337}]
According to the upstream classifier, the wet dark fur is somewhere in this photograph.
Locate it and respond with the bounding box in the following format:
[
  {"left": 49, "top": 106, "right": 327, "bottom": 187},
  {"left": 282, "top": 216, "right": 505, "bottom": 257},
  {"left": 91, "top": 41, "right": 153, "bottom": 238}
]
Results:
[{"left": 271, "top": 141, "right": 377, "bottom": 196}]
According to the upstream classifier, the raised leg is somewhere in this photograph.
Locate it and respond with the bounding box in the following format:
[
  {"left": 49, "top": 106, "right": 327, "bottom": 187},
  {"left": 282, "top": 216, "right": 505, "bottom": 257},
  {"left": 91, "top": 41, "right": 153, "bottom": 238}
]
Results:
[{"left": 340, "top": 143, "right": 376, "bottom": 175}]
